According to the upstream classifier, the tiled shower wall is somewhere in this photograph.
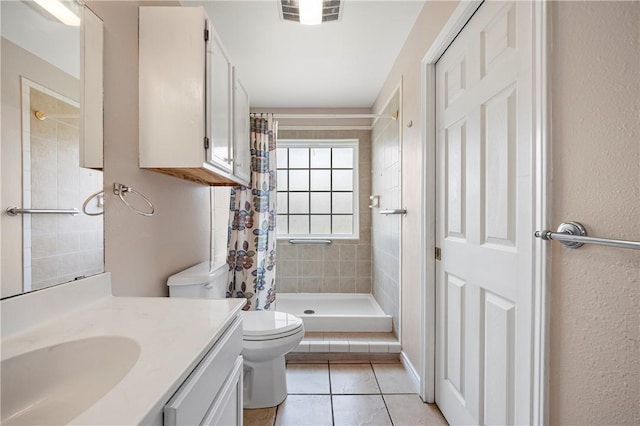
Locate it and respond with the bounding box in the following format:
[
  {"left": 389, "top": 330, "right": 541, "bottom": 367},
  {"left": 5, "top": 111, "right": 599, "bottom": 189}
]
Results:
[
  {"left": 275, "top": 129, "right": 372, "bottom": 293},
  {"left": 371, "top": 93, "right": 401, "bottom": 336},
  {"left": 26, "top": 86, "right": 104, "bottom": 290}
]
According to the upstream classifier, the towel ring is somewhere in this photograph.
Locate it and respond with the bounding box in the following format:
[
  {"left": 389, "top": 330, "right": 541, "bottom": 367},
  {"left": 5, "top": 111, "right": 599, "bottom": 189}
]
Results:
[
  {"left": 113, "top": 183, "right": 155, "bottom": 217},
  {"left": 82, "top": 190, "right": 104, "bottom": 216}
]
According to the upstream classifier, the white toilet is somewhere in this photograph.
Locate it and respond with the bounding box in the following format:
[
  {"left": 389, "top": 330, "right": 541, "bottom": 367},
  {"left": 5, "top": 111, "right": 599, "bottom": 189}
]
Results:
[{"left": 167, "top": 262, "right": 304, "bottom": 409}]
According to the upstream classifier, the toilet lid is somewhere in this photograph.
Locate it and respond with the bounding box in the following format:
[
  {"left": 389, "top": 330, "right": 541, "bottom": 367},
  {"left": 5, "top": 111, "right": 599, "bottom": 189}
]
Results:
[{"left": 241, "top": 311, "right": 303, "bottom": 339}]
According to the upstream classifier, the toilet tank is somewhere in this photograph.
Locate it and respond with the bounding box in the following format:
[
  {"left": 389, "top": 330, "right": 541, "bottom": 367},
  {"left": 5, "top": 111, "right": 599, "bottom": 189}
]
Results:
[{"left": 167, "top": 262, "right": 228, "bottom": 299}]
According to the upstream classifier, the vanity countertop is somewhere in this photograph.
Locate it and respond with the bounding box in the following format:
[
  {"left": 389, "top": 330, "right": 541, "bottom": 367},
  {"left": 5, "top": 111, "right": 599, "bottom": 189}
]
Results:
[{"left": 1, "top": 295, "right": 246, "bottom": 425}]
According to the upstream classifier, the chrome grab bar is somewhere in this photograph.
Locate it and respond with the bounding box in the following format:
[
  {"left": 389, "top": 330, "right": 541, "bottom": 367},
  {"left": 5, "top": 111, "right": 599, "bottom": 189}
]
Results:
[
  {"left": 535, "top": 221, "right": 640, "bottom": 250},
  {"left": 379, "top": 208, "right": 407, "bottom": 216},
  {"left": 288, "top": 239, "right": 332, "bottom": 245},
  {"left": 6, "top": 207, "right": 79, "bottom": 216}
]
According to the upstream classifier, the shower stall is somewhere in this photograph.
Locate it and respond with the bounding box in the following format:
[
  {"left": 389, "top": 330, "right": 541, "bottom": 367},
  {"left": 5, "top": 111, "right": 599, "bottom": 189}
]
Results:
[{"left": 273, "top": 92, "right": 402, "bottom": 345}]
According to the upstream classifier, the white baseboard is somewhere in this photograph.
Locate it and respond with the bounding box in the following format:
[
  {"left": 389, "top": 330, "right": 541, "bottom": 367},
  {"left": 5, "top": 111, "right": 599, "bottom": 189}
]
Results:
[{"left": 400, "top": 350, "right": 421, "bottom": 392}]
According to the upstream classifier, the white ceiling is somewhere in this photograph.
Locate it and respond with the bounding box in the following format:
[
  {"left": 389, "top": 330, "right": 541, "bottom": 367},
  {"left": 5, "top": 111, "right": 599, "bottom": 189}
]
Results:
[{"left": 189, "top": 1, "right": 425, "bottom": 109}]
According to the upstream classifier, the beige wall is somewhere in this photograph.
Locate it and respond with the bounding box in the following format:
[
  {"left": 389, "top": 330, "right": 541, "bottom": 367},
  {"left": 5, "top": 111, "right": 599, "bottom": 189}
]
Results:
[
  {"left": 86, "top": 1, "right": 211, "bottom": 297},
  {"left": 372, "top": 0, "right": 460, "bottom": 374},
  {"left": 275, "top": 129, "right": 372, "bottom": 294},
  {"left": 1, "top": 38, "right": 81, "bottom": 298},
  {"left": 549, "top": 2, "right": 640, "bottom": 424}
]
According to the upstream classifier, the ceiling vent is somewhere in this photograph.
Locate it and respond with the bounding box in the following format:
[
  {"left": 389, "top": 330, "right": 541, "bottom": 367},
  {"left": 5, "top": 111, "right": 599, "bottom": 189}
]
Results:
[{"left": 279, "top": 0, "right": 343, "bottom": 24}]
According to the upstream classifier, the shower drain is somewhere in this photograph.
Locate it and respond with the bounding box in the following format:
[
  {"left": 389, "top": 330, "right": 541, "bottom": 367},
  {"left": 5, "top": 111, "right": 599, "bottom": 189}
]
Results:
[{"left": 303, "top": 309, "right": 315, "bottom": 314}]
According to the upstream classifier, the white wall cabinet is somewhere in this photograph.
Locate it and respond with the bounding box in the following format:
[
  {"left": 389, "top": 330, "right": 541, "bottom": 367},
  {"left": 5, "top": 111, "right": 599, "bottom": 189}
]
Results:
[
  {"left": 139, "top": 6, "right": 250, "bottom": 186},
  {"left": 80, "top": 6, "right": 104, "bottom": 170}
]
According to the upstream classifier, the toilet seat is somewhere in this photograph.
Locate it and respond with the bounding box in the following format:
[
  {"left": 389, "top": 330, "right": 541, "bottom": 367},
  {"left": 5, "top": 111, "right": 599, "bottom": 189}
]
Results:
[{"left": 241, "top": 311, "right": 304, "bottom": 341}]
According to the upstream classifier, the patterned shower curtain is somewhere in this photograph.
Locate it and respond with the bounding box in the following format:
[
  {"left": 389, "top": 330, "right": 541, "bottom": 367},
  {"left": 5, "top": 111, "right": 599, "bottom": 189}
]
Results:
[{"left": 226, "top": 114, "right": 278, "bottom": 310}]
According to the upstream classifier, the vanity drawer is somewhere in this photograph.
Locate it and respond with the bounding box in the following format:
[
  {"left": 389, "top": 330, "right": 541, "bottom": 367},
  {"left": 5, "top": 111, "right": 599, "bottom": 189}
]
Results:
[{"left": 164, "top": 315, "right": 242, "bottom": 426}]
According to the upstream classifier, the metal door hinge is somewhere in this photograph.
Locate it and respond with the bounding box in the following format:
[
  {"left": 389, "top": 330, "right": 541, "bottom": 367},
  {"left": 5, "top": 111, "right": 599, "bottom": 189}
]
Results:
[
  {"left": 204, "top": 28, "right": 209, "bottom": 41},
  {"left": 204, "top": 136, "right": 210, "bottom": 150},
  {"left": 435, "top": 247, "right": 441, "bottom": 261}
]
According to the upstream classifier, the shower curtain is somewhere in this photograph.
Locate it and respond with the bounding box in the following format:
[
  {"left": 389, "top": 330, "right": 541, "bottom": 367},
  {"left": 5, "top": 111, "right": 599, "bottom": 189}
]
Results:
[{"left": 226, "top": 114, "right": 278, "bottom": 310}]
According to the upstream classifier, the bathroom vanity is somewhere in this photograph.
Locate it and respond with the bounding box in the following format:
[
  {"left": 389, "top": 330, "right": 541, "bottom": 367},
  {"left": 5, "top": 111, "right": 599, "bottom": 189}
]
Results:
[{"left": 0, "top": 274, "right": 246, "bottom": 425}]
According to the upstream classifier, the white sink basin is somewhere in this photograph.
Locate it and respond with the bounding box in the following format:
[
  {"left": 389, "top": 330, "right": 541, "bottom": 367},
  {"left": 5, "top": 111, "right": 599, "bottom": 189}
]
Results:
[{"left": 1, "top": 336, "right": 141, "bottom": 425}]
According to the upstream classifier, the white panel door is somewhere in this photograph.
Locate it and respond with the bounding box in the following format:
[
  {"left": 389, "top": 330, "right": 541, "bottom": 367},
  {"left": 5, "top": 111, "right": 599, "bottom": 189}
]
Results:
[{"left": 435, "top": 2, "right": 534, "bottom": 425}]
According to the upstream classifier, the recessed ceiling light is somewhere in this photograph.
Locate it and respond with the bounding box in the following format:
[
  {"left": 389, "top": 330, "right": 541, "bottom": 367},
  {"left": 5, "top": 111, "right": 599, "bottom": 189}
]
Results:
[
  {"left": 279, "top": 0, "right": 343, "bottom": 25},
  {"left": 32, "top": 0, "right": 80, "bottom": 26},
  {"left": 299, "top": 0, "right": 322, "bottom": 26}
]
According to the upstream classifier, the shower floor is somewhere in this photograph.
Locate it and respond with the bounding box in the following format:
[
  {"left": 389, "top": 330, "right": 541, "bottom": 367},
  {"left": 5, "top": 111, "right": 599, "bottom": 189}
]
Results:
[{"left": 275, "top": 293, "right": 393, "bottom": 333}]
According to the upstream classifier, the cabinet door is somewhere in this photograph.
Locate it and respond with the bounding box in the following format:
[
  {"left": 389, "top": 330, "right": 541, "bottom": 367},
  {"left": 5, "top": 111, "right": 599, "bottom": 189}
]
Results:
[
  {"left": 201, "top": 356, "right": 244, "bottom": 426},
  {"left": 208, "top": 30, "right": 233, "bottom": 172},
  {"left": 139, "top": 7, "right": 207, "bottom": 169},
  {"left": 233, "top": 69, "right": 251, "bottom": 185},
  {"left": 80, "top": 6, "right": 103, "bottom": 170},
  {"left": 164, "top": 317, "right": 242, "bottom": 426}
]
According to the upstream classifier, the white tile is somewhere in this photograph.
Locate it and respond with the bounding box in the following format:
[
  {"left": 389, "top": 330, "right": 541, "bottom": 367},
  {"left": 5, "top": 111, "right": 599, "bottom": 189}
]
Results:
[
  {"left": 293, "top": 342, "right": 310, "bottom": 352},
  {"left": 23, "top": 226, "right": 32, "bottom": 248},
  {"left": 31, "top": 234, "right": 57, "bottom": 259},
  {"left": 22, "top": 132, "right": 31, "bottom": 153},
  {"left": 308, "top": 341, "right": 329, "bottom": 352},
  {"left": 23, "top": 168, "right": 31, "bottom": 190},
  {"left": 57, "top": 253, "right": 80, "bottom": 277},
  {"left": 22, "top": 192, "right": 32, "bottom": 210},
  {"left": 369, "top": 342, "right": 389, "bottom": 353},
  {"left": 58, "top": 232, "right": 80, "bottom": 254},
  {"left": 349, "top": 342, "right": 369, "bottom": 353},
  {"left": 329, "top": 341, "right": 350, "bottom": 353},
  {"left": 23, "top": 267, "right": 32, "bottom": 290},
  {"left": 388, "top": 342, "right": 402, "bottom": 353}
]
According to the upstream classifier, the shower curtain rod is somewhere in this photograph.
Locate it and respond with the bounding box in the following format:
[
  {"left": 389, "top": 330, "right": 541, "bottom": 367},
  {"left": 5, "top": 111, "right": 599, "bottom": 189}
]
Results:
[{"left": 267, "top": 112, "right": 398, "bottom": 120}]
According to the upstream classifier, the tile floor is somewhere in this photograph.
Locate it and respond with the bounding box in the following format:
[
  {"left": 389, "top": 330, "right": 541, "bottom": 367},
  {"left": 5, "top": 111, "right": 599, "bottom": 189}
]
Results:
[{"left": 243, "top": 361, "right": 448, "bottom": 426}]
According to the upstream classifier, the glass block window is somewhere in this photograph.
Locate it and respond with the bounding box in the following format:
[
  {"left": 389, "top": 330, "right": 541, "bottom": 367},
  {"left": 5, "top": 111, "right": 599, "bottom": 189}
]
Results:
[{"left": 276, "top": 140, "right": 359, "bottom": 239}]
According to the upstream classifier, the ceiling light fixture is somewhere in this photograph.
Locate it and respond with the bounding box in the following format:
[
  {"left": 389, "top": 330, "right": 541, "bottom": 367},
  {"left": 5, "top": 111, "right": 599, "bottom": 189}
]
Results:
[
  {"left": 280, "top": 0, "right": 342, "bottom": 25},
  {"left": 299, "top": 0, "right": 322, "bottom": 26},
  {"left": 32, "top": 0, "right": 80, "bottom": 26}
]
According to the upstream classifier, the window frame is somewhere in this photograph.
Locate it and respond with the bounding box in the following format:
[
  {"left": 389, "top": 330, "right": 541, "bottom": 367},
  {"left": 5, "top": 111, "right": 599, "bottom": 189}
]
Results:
[{"left": 276, "top": 139, "right": 360, "bottom": 240}]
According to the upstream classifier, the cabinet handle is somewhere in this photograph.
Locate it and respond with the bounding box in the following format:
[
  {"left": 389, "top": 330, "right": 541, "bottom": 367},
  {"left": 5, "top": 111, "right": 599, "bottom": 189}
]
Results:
[{"left": 224, "top": 158, "right": 234, "bottom": 164}]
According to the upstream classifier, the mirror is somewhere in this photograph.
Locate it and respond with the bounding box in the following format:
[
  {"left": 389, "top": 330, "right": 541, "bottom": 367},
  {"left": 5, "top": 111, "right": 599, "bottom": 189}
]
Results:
[{"left": 1, "top": 1, "right": 104, "bottom": 298}]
